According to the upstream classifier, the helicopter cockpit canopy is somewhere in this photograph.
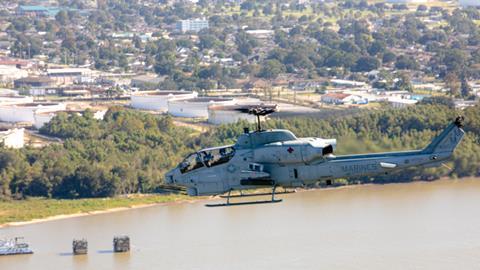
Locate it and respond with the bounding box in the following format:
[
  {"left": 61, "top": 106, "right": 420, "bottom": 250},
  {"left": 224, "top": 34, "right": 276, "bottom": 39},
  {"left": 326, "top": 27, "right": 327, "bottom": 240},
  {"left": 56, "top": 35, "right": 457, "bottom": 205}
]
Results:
[{"left": 179, "top": 146, "right": 235, "bottom": 174}]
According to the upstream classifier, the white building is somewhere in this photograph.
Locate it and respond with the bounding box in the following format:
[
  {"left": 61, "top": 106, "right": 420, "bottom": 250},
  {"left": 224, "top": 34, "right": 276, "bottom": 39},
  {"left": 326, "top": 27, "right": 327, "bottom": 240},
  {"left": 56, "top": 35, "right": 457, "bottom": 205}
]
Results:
[
  {"left": 131, "top": 91, "right": 197, "bottom": 112},
  {"left": 176, "top": 19, "right": 209, "bottom": 33},
  {"left": 321, "top": 93, "right": 365, "bottom": 105},
  {"left": 0, "top": 128, "right": 24, "bottom": 148},
  {"left": 245, "top": 30, "right": 275, "bottom": 39},
  {"left": 330, "top": 79, "right": 367, "bottom": 88}
]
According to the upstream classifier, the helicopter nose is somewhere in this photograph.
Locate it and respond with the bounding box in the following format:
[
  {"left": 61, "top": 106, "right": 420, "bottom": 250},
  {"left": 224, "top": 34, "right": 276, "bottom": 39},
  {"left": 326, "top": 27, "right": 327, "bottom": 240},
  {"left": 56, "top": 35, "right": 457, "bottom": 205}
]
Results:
[{"left": 165, "top": 171, "right": 175, "bottom": 185}]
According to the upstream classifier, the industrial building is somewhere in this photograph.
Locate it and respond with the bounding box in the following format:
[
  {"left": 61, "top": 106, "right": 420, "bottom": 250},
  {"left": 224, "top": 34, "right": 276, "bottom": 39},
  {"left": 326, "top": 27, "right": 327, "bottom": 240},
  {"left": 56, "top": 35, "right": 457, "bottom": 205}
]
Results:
[
  {"left": 130, "top": 74, "right": 165, "bottom": 90},
  {"left": 14, "top": 76, "right": 55, "bottom": 96},
  {"left": 47, "top": 68, "right": 94, "bottom": 85},
  {"left": 131, "top": 91, "right": 197, "bottom": 111}
]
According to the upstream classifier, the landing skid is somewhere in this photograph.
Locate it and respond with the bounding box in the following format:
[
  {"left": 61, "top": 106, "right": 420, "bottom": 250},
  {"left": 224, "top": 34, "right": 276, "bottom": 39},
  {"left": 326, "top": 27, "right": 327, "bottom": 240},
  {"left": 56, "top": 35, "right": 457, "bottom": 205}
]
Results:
[
  {"left": 205, "top": 186, "right": 286, "bottom": 207},
  {"left": 219, "top": 190, "right": 295, "bottom": 198},
  {"left": 205, "top": 199, "right": 282, "bottom": 207}
]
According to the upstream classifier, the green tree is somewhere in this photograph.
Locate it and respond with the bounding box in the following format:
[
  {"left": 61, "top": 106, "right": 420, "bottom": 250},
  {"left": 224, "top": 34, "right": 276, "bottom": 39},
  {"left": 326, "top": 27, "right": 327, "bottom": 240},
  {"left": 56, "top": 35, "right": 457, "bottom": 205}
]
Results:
[
  {"left": 55, "top": 10, "right": 69, "bottom": 24},
  {"left": 444, "top": 72, "right": 461, "bottom": 97},
  {"left": 353, "top": 56, "right": 380, "bottom": 72},
  {"left": 258, "top": 59, "right": 285, "bottom": 79}
]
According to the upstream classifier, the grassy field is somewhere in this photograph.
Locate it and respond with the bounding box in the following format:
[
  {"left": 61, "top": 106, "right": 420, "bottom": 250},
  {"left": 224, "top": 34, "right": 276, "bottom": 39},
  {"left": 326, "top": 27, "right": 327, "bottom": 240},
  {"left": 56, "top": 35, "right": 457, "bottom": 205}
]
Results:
[{"left": 0, "top": 194, "right": 193, "bottom": 225}]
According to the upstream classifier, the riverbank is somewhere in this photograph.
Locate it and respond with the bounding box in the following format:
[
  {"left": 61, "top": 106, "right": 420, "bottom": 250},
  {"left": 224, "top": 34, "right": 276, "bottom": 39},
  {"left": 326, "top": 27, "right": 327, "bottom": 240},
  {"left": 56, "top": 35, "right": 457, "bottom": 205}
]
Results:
[{"left": 0, "top": 194, "right": 200, "bottom": 228}]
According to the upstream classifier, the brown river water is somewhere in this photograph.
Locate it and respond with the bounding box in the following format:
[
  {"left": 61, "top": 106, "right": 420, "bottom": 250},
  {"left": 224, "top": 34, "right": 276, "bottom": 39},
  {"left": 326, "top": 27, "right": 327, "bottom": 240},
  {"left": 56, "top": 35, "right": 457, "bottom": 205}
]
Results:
[{"left": 1, "top": 179, "right": 480, "bottom": 270}]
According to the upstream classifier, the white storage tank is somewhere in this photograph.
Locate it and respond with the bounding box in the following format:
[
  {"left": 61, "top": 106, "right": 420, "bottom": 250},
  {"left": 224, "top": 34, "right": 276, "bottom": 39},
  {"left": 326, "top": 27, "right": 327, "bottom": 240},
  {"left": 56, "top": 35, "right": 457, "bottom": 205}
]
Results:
[
  {"left": 131, "top": 91, "right": 197, "bottom": 111},
  {"left": 0, "top": 95, "right": 34, "bottom": 105},
  {"left": 33, "top": 111, "right": 59, "bottom": 129},
  {"left": 0, "top": 102, "right": 66, "bottom": 124},
  {"left": 33, "top": 109, "right": 105, "bottom": 129},
  {"left": 208, "top": 105, "right": 258, "bottom": 125},
  {"left": 168, "top": 97, "right": 236, "bottom": 118}
]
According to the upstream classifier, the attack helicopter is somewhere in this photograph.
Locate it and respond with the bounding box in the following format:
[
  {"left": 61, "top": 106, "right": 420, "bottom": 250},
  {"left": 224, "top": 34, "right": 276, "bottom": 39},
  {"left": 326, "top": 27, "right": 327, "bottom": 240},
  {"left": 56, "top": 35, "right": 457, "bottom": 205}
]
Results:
[{"left": 165, "top": 106, "right": 465, "bottom": 207}]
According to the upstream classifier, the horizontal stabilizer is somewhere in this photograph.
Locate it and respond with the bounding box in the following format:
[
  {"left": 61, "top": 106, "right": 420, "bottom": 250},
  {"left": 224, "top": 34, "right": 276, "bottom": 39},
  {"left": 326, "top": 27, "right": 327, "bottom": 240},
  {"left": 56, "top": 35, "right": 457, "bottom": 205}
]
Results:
[{"left": 380, "top": 162, "right": 398, "bottom": 169}]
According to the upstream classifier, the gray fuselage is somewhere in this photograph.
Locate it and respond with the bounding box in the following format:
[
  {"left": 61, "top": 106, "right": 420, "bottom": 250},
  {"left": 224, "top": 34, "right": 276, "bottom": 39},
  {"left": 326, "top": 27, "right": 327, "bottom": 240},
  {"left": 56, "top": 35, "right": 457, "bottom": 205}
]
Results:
[{"left": 165, "top": 120, "right": 465, "bottom": 196}]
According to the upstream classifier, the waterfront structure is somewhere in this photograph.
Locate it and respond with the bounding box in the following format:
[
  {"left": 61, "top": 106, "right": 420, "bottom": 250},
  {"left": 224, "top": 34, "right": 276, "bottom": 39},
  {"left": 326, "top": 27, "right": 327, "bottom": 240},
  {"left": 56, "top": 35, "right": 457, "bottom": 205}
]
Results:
[
  {"left": 0, "top": 237, "right": 33, "bottom": 255},
  {"left": 131, "top": 91, "right": 197, "bottom": 111},
  {"left": 176, "top": 18, "right": 209, "bottom": 33},
  {"left": 73, "top": 239, "right": 87, "bottom": 255},
  {"left": 113, "top": 236, "right": 130, "bottom": 253},
  {"left": 168, "top": 97, "right": 236, "bottom": 118}
]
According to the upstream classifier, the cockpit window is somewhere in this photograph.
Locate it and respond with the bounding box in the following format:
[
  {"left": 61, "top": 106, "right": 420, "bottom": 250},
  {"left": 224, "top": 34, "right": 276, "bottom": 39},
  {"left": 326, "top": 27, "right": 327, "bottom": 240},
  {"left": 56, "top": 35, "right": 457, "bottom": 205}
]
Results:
[
  {"left": 200, "top": 147, "right": 235, "bottom": 168},
  {"left": 179, "top": 147, "right": 235, "bottom": 174},
  {"left": 179, "top": 153, "right": 204, "bottom": 174}
]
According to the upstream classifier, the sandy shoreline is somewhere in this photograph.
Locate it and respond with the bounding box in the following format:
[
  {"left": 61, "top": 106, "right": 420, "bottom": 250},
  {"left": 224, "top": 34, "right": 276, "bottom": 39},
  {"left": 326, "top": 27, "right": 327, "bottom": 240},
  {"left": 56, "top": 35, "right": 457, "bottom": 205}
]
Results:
[{"left": 0, "top": 197, "right": 210, "bottom": 229}]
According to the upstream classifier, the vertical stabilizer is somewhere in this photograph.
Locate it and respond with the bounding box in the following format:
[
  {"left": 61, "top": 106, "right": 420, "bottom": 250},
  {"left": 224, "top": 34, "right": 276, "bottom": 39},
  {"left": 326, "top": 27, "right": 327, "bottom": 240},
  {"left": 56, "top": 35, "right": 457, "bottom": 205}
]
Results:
[{"left": 422, "top": 116, "right": 465, "bottom": 155}]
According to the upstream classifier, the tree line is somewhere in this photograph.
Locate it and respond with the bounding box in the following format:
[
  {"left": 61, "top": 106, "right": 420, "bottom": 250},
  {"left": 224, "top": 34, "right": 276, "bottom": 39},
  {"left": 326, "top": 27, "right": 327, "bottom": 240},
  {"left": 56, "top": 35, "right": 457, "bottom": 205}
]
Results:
[{"left": 0, "top": 104, "right": 479, "bottom": 200}]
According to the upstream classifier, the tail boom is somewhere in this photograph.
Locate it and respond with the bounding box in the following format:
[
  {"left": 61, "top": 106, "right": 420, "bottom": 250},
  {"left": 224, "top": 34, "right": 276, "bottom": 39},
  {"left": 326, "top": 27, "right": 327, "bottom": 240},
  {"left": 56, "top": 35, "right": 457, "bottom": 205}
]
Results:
[{"left": 271, "top": 117, "right": 466, "bottom": 186}]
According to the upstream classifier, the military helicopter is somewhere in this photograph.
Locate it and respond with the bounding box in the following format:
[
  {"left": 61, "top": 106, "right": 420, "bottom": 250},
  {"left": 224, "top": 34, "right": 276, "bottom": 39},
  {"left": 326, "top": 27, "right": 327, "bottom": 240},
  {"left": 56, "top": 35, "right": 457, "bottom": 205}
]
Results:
[{"left": 165, "top": 106, "right": 465, "bottom": 207}]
